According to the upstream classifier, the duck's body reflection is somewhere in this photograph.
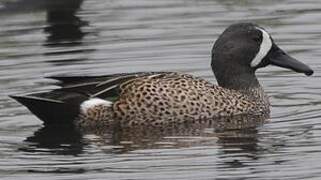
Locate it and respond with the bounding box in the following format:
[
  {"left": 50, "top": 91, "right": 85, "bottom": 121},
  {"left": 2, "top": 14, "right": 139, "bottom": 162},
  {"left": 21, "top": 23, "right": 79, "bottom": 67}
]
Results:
[{"left": 21, "top": 114, "right": 267, "bottom": 155}]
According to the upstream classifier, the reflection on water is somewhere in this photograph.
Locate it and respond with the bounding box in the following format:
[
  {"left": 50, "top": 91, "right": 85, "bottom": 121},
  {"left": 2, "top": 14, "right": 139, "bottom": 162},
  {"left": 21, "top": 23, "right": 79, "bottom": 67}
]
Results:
[
  {"left": 18, "top": 117, "right": 264, "bottom": 176},
  {"left": 20, "top": 125, "right": 85, "bottom": 155},
  {"left": 1, "top": 0, "right": 321, "bottom": 179},
  {"left": 44, "top": 0, "right": 86, "bottom": 45},
  {"left": 21, "top": 114, "right": 266, "bottom": 155}
]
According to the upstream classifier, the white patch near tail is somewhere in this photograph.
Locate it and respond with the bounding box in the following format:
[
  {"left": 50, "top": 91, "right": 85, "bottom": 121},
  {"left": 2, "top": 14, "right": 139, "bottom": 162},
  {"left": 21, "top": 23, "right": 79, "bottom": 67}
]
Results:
[
  {"left": 80, "top": 98, "right": 113, "bottom": 113},
  {"left": 250, "top": 28, "right": 273, "bottom": 67}
]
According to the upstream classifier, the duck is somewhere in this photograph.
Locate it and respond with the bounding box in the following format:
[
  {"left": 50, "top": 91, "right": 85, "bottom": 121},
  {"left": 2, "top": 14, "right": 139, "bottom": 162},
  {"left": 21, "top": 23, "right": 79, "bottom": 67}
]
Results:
[{"left": 11, "top": 23, "right": 313, "bottom": 129}]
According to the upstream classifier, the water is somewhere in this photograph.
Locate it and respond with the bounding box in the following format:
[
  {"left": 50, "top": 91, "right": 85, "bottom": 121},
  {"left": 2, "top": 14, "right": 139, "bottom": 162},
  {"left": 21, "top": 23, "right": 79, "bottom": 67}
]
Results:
[{"left": 1, "top": 0, "right": 321, "bottom": 179}]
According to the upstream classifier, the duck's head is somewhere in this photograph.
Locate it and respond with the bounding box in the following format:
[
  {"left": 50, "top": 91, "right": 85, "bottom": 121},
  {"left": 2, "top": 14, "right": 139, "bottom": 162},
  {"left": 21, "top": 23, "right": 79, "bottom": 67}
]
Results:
[{"left": 211, "top": 23, "right": 313, "bottom": 90}]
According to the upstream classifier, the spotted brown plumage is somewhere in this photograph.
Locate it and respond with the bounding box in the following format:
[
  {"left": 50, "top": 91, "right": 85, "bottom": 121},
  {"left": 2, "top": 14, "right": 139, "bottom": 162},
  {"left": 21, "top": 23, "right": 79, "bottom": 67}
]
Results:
[
  {"left": 109, "top": 72, "right": 269, "bottom": 127},
  {"left": 11, "top": 23, "right": 313, "bottom": 130}
]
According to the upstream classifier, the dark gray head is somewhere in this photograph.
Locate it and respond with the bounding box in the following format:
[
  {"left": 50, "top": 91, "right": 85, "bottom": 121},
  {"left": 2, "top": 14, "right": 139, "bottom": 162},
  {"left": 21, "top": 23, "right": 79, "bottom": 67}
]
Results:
[{"left": 211, "top": 23, "right": 313, "bottom": 90}]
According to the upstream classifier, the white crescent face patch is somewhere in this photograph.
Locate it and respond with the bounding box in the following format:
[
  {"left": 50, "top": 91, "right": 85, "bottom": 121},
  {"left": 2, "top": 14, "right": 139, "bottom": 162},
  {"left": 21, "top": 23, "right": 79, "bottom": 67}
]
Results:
[{"left": 250, "top": 28, "right": 273, "bottom": 68}]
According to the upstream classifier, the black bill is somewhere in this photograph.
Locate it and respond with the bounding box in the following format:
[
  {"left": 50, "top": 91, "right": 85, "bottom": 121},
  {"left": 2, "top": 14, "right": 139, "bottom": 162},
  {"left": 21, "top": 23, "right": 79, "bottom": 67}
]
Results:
[{"left": 268, "top": 44, "right": 313, "bottom": 76}]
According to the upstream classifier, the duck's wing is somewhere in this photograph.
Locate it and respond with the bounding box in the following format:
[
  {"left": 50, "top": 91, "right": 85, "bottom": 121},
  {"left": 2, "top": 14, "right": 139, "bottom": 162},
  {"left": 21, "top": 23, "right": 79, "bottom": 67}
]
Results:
[
  {"left": 48, "top": 72, "right": 165, "bottom": 99},
  {"left": 48, "top": 72, "right": 163, "bottom": 86},
  {"left": 11, "top": 72, "right": 167, "bottom": 125}
]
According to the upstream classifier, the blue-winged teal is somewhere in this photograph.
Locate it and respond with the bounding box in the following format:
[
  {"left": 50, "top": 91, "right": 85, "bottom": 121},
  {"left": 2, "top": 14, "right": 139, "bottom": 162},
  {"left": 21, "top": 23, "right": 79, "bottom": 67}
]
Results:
[{"left": 11, "top": 23, "right": 313, "bottom": 129}]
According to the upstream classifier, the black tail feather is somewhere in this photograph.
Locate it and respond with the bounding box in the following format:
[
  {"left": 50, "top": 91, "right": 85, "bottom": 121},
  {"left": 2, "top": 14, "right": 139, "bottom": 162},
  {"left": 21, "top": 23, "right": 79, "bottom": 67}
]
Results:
[{"left": 10, "top": 91, "right": 88, "bottom": 126}]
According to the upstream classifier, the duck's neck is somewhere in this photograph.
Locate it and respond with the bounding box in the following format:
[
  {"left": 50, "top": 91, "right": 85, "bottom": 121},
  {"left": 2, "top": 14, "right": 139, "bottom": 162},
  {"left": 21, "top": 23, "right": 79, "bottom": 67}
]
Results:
[
  {"left": 216, "top": 72, "right": 260, "bottom": 92},
  {"left": 217, "top": 73, "right": 270, "bottom": 113},
  {"left": 214, "top": 70, "right": 268, "bottom": 102}
]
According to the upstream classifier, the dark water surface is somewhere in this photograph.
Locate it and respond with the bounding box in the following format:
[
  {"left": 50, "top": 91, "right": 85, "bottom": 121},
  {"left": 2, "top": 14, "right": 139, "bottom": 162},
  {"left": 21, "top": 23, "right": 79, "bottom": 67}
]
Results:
[{"left": 1, "top": 0, "right": 321, "bottom": 179}]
